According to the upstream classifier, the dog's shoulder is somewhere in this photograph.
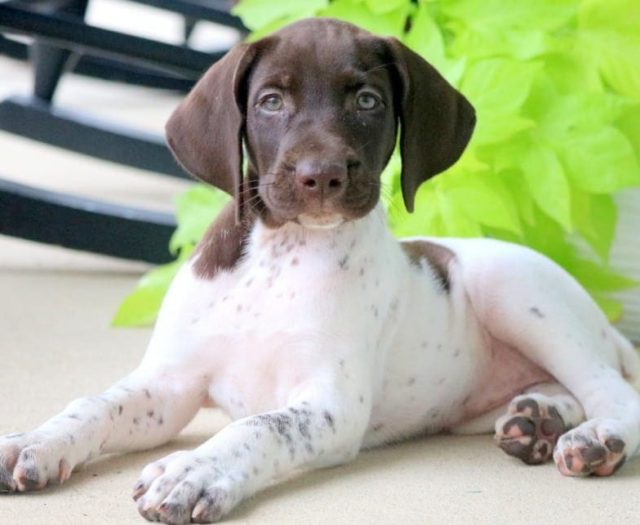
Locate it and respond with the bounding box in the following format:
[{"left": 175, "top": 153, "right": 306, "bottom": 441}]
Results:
[
  {"left": 400, "top": 239, "right": 456, "bottom": 292},
  {"left": 192, "top": 200, "right": 256, "bottom": 279}
]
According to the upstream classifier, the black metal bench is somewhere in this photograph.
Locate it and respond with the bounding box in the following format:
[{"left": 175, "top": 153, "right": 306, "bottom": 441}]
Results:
[{"left": 0, "top": 0, "right": 245, "bottom": 263}]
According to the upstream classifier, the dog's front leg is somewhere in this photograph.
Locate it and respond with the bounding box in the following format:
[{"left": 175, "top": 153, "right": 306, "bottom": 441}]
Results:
[
  {"left": 0, "top": 367, "right": 205, "bottom": 492},
  {"left": 134, "top": 379, "right": 370, "bottom": 524}
]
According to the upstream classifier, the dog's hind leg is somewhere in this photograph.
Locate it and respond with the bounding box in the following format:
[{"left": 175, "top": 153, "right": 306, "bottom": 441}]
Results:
[
  {"left": 0, "top": 367, "right": 204, "bottom": 492},
  {"left": 454, "top": 240, "right": 640, "bottom": 477}
]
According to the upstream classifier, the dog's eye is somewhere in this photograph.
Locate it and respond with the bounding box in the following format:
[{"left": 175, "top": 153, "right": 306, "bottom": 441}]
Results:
[
  {"left": 259, "top": 94, "right": 284, "bottom": 112},
  {"left": 356, "top": 92, "right": 380, "bottom": 110}
]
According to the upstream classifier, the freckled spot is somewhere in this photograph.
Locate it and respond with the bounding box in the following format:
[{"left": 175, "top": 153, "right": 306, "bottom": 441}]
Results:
[
  {"left": 338, "top": 255, "right": 349, "bottom": 269},
  {"left": 437, "top": 343, "right": 443, "bottom": 351},
  {"left": 118, "top": 405, "right": 123, "bottom": 415},
  {"left": 290, "top": 291, "right": 296, "bottom": 299},
  {"left": 437, "top": 377, "right": 445, "bottom": 385},
  {"left": 133, "top": 417, "right": 140, "bottom": 425},
  {"left": 237, "top": 304, "right": 243, "bottom": 312},
  {"left": 453, "top": 348, "right": 461, "bottom": 357},
  {"left": 253, "top": 467, "right": 260, "bottom": 475},
  {"left": 421, "top": 341, "right": 428, "bottom": 349},
  {"left": 407, "top": 377, "right": 416, "bottom": 386},
  {"left": 191, "top": 317, "right": 199, "bottom": 324},
  {"left": 158, "top": 417, "right": 164, "bottom": 425},
  {"left": 144, "top": 389, "right": 151, "bottom": 399},
  {"left": 222, "top": 295, "right": 228, "bottom": 302},
  {"left": 359, "top": 267, "right": 365, "bottom": 277},
  {"left": 323, "top": 411, "right": 335, "bottom": 430},
  {"left": 339, "top": 359, "right": 345, "bottom": 368},
  {"left": 359, "top": 395, "right": 364, "bottom": 404},
  {"left": 529, "top": 306, "right": 545, "bottom": 318},
  {"left": 601, "top": 329, "right": 608, "bottom": 339},
  {"left": 372, "top": 423, "right": 384, "bottom": 432},
  {"left": 245, "top": 278, "right": 254, "bottom": 288},
  {"left": 147, "top": 410, "right": 154, "bottom": 418},
  {"left": 243, "top": 443, "right": 251, "bottom": 451},
  {"left": 291, "top": 257, "right": 299, "bottom": 266}
]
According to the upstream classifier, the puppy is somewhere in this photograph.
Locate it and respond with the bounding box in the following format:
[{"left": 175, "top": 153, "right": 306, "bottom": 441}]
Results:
[{"left": 1, "top": 18, "right": 639, "bottom": 525}]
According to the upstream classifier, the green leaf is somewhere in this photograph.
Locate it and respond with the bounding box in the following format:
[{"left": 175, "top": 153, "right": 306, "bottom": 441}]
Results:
[
  {"left": 521, "top": 141, "right": 573, "bottom": 230},
  {"left": 444, "top": 173, "right": 522, "bottom": 234},
  {"left": 112, "top": 251, "right": 191, "bottom": 327},
  {"left": 365, "top": 0, "right": 407, "bottom": 14},
  {"left": 462, "top": 58, "right": 541, "bottom": 114},
  {"left": 232, "top": 0, "right": 328, "bottom": 31},
  {"left": 561, "top": 127, "right": 640, "bottom": 194},
  {"left": 578, "top": 0, "right": 640, "bottom": 98},
  {"left": 590, "top": 293, "right": 624, "bottom": 323},
  {"left": 442, "top": 0, "right": 577, "bottom": 60},
  {"left": 436, "top": 187, "right": 484, "bottom": 237},
  {"left": 571, "top": 192, "right": 617, "bottom": 262},
  {"left": 461, "top": 58, "right": 540, "bottom": 144},
  {"left": 404, "top": 4, "right": 466, "bottom": 85},
  {"left": 170, "top": 185, "right": 229, "bottom": 255},
  {"left": 567, "top": 258, "right": 639, "bottom": 293},
  {"left": 318, "top": 0, "right": 410, "bottom": 38},
  {"left": 440, "top": 0, "right": 577, "bottom": 32}
]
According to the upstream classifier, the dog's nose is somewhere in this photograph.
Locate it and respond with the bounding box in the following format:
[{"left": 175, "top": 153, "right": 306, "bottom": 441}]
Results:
[{"left": 295, "top": 159, "right": 348, "bottom": 199}]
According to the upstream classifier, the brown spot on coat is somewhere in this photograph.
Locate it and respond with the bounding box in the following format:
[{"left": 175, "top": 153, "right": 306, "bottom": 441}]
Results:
[{"left": 401, "top": 240, "right": 455, "bottom": 292}]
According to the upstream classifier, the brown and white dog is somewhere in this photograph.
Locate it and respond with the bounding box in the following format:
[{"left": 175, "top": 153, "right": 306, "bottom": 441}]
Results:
[{"left": 1, "top": 18, "right": 639, "bottom": 524}]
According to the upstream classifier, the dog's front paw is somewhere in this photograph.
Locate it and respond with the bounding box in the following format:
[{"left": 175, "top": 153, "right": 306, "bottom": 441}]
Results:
[
  {"left": 134, "top": 451, "right": 241, "bottom": 524},
  {"left": 0, "top": 432, "right": 73, "bottom": 492},
  {"left": 495, "top": 394, "right": 567, "bottom": 465},
  {"left": 553, "top": 419, "right": 627, "bottom": 477}
]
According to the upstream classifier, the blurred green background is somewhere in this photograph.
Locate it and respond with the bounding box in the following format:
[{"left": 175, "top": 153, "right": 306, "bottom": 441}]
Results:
[{"left": 114, "top": 0, "right": 640, "bottom": 327}]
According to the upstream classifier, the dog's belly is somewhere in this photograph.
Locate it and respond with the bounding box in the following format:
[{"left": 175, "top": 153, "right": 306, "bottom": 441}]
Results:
[{"left": 362, "top": 256, "right": 552, "bottom": 447}]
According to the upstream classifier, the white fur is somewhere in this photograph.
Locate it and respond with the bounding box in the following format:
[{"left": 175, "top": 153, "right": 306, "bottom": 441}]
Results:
[{"left": 1, "top": 204, "right": 639, "bottom": 522}]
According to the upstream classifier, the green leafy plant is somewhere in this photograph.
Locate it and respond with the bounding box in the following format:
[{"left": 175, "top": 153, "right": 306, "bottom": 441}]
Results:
[{"left": 114, "top": 0, "right": 640, "bottom": 327}]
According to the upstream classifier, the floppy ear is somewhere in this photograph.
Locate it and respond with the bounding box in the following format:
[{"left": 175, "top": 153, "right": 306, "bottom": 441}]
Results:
[
  {"left": 387, "top": 38, "right": 476, "bottom": 212},
  {"left": 165, "top": 43, "right": 257, "bottom": 219}
]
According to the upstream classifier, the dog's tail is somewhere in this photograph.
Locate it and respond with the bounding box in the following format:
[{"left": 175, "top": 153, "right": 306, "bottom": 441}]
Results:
[{"left": 612, "top": 326, "right": 640, "bottom": 391}]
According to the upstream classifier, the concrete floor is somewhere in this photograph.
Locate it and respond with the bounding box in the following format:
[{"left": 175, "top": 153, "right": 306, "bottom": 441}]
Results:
[{"left": 2, "top": 6, "right": 640, "bottom": 523}]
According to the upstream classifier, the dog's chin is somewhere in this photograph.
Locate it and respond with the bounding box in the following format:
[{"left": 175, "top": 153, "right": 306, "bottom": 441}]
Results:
[{"left": 297, "top": 213, "right": 345, "bottom": 230}]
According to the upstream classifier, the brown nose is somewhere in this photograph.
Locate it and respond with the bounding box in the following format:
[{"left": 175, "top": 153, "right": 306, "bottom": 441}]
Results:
[{"left": 295, "top": 159, "right": 348, "bottom": 200}]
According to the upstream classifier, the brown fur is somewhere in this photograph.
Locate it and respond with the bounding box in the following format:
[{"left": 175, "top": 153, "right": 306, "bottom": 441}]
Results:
[
  {"left": 167, "top": 18, "right": 475, "bottom": 277},
  {"left": 401, "top": 239, "right": 456, "bottom": 292}
]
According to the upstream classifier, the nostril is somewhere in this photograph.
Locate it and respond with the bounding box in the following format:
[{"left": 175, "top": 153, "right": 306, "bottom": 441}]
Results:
[
  {"left": 329, "top": 178, "right": 342, "bottom": 189},
  {"left": 303, "top": 178, "right": 318, "bottom": 189}
]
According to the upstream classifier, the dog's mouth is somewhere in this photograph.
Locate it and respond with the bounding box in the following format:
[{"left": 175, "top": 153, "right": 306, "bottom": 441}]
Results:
[
  {"left": 296, "top": 213, "right": 345, "bottom": 230},
  {"left": 257, "top": 173, "right": 380, "bottom": 230}
]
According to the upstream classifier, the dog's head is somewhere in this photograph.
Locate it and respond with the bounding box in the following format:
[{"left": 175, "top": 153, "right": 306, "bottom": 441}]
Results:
[{"left": 166, "top": 18, "right": 475, "bottom": 229}]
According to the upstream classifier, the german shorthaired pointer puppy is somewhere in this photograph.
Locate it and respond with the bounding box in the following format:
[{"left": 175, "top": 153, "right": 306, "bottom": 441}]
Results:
[{"left": 2, "top": 18, "right": 639, "bottom": 524}]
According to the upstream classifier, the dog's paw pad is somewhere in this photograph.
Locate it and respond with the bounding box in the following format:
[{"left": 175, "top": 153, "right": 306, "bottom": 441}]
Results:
[
  {"left": 495, "top": 396, "right": 566, "bottom": 465},
  {"left": 554, "top": 421, "right": 627, "bottom": 477}
]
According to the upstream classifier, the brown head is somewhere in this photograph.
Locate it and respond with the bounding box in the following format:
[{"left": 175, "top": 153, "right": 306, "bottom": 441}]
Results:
[{"left": 166, "top": 18, "right": 475, "bottom": 230}]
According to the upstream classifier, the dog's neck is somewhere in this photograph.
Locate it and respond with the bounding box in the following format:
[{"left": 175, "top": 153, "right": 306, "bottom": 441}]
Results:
[{"left": 248, "top": 203, "right": 390, "bottom": 261}]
